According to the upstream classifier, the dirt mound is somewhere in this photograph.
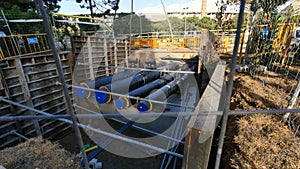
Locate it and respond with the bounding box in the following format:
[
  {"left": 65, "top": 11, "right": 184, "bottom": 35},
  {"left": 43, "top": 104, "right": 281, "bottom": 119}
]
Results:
[
  {"left": 0, "top": 137, "right": 81, "bottom": 169},
  {"left": 231, "top": 114, "right": 300, "bottom": 168},
  {"left": 223, "top": 72, "right": 300, "bottom": 169}
]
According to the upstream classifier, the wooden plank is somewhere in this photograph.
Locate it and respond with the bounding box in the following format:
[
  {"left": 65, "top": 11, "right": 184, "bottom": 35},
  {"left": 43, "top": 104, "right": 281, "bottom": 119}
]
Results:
[
  {"left": 0, "top": 63, "right": 23, "bottom": 133},
  {"left": 183, "top": 61, "right": 226, "bottom": 169}
]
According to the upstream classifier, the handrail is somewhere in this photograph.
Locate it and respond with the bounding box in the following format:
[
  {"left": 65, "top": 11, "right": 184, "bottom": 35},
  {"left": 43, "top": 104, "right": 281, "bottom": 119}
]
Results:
[{"left": 0, "top": 33, "right": 51, "bottom": 59}]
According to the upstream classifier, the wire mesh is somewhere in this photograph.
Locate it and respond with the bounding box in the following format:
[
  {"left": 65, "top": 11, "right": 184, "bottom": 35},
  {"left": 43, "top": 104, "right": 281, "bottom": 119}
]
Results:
[{"left": 215, "top": 0, "right": 300, "bottom": 168}]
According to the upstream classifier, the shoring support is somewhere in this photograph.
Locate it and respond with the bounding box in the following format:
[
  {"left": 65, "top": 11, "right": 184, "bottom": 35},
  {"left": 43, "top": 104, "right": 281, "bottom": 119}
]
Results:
[
  {"left": 3, "top": 108, "right": 300, "bottom": 121},
  {"left": 284, "top": 79, "right": 300, "bottom": 122},
  {"left": 214, "top": 0, "right": 246, "bottom": 168},
  {"left": 87, "top": 37, "right": 95, "bottom": 79},
  {"left": 0, "top": 65, "right": 23, "bottom": 133},
  {"left": 3, "top": 97, "right": 300, "bottom": 118},
  {"left": 10, "top": 130, "right": 29, "bottom": 140},
  {"left": 160, "top": 0, "right": 173, "bottom": 38},
  {"left": 2, "top": 97, "right": 300, "bottom": 120},
  {"left": 75, "top": 64, "right": 196, "bottom": 74},
  {"left": 15, "top": 57, "right": 42, "bottom": 136},
  {"left": 35, "top": 0, "right": 89, "bottom": 168}
]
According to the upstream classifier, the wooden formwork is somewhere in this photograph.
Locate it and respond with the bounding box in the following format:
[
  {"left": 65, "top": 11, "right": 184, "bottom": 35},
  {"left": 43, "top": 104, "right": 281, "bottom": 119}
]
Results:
[
  {"left": 71, "top": 35, "right": 129, "bottom": 83},
  {"left": 0, "top": 51, "right": 73, "bottom": 148},
  {"left": 0, "top": 33, "right": 129, "bottom": 148}
]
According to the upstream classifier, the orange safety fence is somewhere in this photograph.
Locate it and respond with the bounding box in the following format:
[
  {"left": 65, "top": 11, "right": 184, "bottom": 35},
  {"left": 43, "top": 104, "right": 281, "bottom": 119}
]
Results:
[{"left": 214, "top": 23, "right": 295, "bottom": 64}]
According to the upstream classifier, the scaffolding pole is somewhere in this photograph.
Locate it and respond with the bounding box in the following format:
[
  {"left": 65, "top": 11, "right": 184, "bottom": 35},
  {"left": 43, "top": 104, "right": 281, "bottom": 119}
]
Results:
[
  {"left": 35, "top": 0, "right": 89, "bottom": 168},
  {"left": 214, "top": 1, "right": 246, "bottom": 168},
  {"left": 2, "top": 97, "right": 300, "bottom": 121}
]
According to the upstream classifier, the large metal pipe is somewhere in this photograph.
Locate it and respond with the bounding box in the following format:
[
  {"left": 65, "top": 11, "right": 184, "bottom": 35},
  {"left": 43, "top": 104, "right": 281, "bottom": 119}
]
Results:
[
  {"left": 95, "top": 71, "right": 160, "bottom": 104},
  {"left": 137, "top": 74, "right": 190, "bottom": 113},
  {"left": 75, "top": 70, "right": 137, "bottom": 99},
  {"left": 76, "top": 60, "right": 194, "bottom": 98},
  {"left": 114, "top": 75, "right": 173, "bottom": 110}
]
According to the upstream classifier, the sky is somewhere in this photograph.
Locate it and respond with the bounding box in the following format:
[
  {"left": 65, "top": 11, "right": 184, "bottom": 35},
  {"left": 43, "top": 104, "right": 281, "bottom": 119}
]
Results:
[
  {"left": 58, "top": 0, "right": 203, "bottom": 15},
  {"left": 54, "top": 0, "right": 294, "bottom": 15}
]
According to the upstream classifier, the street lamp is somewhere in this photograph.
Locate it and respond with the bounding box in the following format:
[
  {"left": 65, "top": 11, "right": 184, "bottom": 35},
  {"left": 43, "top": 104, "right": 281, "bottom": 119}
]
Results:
[{"left": 183, "top": 7, "right": 189, "bottom": 36}]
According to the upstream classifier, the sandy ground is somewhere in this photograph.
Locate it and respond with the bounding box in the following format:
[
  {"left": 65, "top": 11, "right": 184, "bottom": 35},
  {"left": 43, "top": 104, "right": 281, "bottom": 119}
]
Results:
[
  {"left": 0, "top": 137, "right": 81, "bottom": 169},
  {"left": 222, "top": 69, "right": 300, "bottom": 169}
]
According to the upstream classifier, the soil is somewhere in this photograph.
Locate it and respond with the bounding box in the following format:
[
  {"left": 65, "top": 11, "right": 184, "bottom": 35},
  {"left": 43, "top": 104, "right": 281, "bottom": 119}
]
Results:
[
  {"left": 0, "top": 137, "right": 81, "bottom": 169},
  {"left": 222, "top": 68, "right": 300, "bottom": 169}
]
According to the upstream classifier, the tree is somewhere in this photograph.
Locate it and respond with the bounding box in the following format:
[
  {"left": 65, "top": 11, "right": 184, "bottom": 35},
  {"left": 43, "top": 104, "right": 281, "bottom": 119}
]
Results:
[
  {"left": 0, "top": 0, "right": 63, "bottom": 34},
  {"left": 251, "top": 0, "right": 288, "bottom": 14},
  {"left": 42, "top": 0, "right": 61, "bottom": 12},
  {"left": 0, "top": 0, "right": 35, "bottom": 12},
  {"left": 227, "top": 13, "right": 249, "bottom": 29},
  {"left": 151, "top": 17, "right": 184, "bottom": 33},
  {"left": 52, "top": 15, "right": 79, "bottom": 37},
  {"left": 197, "top": 17, "right": 217, "bottom": 30},
  {"left": 77, "top": 17, "right": 100, "bottom": 35},
  {"left": 0, "top": 0, "right": 61, "bottom": 13},
  {"left": 76, "top": 0, "right": 120, "bottom": 18},
  {"left": 185, "top": 16, "right": 217, "bottom": 30},
  {"left": 169, "top": 17, "right": 184, "bottom": 32},
  {"left": 112, "top": 14, "right": 152, "bottom": 36},
  {"left": 0, "top": 5, "right": 44, "bottom": 34}
]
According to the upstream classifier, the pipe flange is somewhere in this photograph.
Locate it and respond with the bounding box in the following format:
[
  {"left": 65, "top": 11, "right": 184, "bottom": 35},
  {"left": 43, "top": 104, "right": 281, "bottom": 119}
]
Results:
[
  {"left": 115, "top": 97, "right": 130, "bottom": 110},
  {"left": 99, "top": 86, "right": 112, "bottom": 104},
  {"left": 80, "top": 82, "right": 90, "bottom": 98}
]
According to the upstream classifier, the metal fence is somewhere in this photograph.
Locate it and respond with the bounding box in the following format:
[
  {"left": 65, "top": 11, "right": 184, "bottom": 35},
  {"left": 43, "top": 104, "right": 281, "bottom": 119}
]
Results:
[{"left": 0, "top": 34, "right": 51, "bottom": 59}]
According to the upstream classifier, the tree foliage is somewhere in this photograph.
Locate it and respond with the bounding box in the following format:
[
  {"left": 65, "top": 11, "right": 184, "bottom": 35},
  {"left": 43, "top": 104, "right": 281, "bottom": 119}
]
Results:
[
  {"left": 247, "top": 0, "right": 288, "bottom": 26},
  {"left": 76, "top": 0, "right": 120, "bottom": 18},
  {"left": 197, "top": 17, "right": 217, "bottom": 30},
  {"left": 112, "top": 14, "right": 152, "bottom": 36},
  {"left": 53, "top": 15, "right": 79, "bottom": 37},
  {"left": 0, "top": 5, "right": 44, "bottom": 34},
  {"left": 0, "top": 0, "right": 35, "bottom": 12},
  {"left": 42, "top": 0, "right": 61, "bottom": 12},
  {"left": 151, "top": 16, "right": 217, "bottom": 33},
  {"left": 0, "top": 0, "right": 61, "bottom": 12},
  {"left": 152, "top": 17, "right": 183, "bottom": 33},
  {"left": 0, "top": 0, "right": 63, "bottom": 34},
  {"left": 251, "top": 0, "right": 288, "bottom": 14}
]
